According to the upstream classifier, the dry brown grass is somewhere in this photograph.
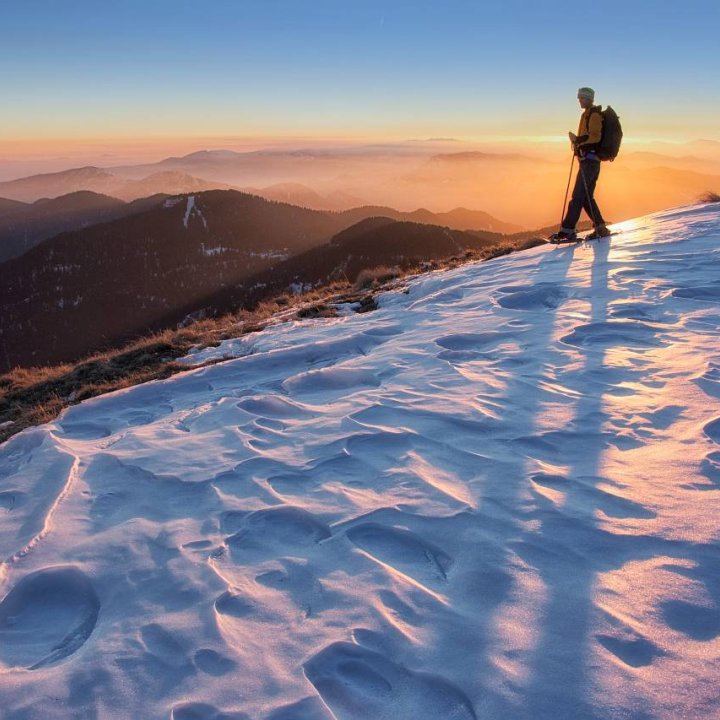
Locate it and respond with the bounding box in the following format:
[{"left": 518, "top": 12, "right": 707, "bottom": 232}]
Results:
[
  {"left": 354, "top": 265, "right": 403, "bottom": 290},
  {"left": 0, "top": 235, "right": 547, "bottom": 444},
  {"left": 699, "top": 191, "right": 720, "bottom": 203}
]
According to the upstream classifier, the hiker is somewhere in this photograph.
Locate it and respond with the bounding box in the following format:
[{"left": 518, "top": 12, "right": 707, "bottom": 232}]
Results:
[{"left": 551, "top": 87, "right": 610, "bottom": 242}]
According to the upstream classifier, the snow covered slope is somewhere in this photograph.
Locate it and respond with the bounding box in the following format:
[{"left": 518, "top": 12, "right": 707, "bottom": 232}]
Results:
[{"left": 1, "top": 203, "right": 719, "bottom": 720}]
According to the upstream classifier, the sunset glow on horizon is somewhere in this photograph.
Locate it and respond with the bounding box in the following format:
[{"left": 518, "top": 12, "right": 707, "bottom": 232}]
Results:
[
  {"left": 2, "top": 1, "right": 719, "bottom": 228},
  {"left": 2, "top": 0, "right": 719, "bottom": 154}
]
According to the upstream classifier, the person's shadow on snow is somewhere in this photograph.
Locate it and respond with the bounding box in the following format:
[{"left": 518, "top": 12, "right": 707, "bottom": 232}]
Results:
[{"left": 510, "top": 237, "right": 656, "bottom": 720}]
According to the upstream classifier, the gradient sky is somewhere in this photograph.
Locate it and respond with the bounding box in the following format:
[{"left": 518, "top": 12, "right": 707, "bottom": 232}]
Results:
[{"left": 2, "top": 0, "right": 719, "bottom": 145}]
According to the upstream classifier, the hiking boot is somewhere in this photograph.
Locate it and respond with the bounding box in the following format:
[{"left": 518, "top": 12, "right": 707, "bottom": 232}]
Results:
[
  {"left": 549, "top": 229, "right": 577, "bottom": 243},
  {"left": 586, "top": 224, "right": 611, "bottom": 240}
]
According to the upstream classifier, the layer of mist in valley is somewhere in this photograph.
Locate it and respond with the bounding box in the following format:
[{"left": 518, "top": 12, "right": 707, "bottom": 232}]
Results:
[{"left": 2, "top": 137, "right": 719, "bottom": 230}]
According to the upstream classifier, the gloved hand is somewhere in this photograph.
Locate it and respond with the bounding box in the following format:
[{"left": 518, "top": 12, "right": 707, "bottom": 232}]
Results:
[{"left": 568, "top": 131, "right": 582, "bottom": 157}]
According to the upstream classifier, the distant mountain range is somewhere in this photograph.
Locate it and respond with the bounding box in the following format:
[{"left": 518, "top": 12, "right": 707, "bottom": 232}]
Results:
[
  {"left": 0, "top": 183, "right": 522, "bottom": 264},
  {"left": 2, "top": 140, "right": 719, "bottom": 229},
  {"left": 0, "top": 191, "right": 168, "bottom": 262},
  {"left": 5, "top": 140, "right": 720, "bottom": 232},
  {"left": 0, "top": 168, "right": 232, "bottom": 203},
  {"left": 0, "top": 189, "right": 510, "bottom": 369},
  {"left": 621, "top": 151, "right": 720, "bottom": 173},
  {"left": 334, "top": 205, "right": 523, "bottom": 234},
  {"left": 0, "top": 197, "right": 27, "bottom": 216},
  {"left": 428, "top": 151, "right": 532, "bottom": 164},
  {"left": 239, "top": 182, "right": 365, "bottom": 212}
]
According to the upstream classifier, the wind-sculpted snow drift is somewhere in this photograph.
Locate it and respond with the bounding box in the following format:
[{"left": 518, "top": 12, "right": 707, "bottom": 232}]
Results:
[{"left": 1, "top": 204, "right": 720, "bottom": 719}]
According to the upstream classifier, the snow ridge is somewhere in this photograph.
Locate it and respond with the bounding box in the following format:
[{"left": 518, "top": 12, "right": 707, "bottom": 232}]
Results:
[{"left": 1, "top": 203, "right": 719, "bottom": 719}]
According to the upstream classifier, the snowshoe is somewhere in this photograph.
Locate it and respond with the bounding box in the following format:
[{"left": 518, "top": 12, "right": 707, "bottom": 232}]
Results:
[
  {"left": 585, "top": 225, "right": 612, "bottom": 240},
  {"left": 548, "top": 230, "right": 578, "bottom": 244}
]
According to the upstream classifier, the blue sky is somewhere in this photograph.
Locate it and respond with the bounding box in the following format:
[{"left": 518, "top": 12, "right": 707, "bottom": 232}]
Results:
[{"left": 1, "top": 0, "right": 719, "bottom": 140}]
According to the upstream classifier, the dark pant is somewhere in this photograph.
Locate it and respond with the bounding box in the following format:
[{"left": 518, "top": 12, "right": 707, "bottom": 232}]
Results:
[{"left": 562, "top": 159, "right": 605, "bottom": 230}]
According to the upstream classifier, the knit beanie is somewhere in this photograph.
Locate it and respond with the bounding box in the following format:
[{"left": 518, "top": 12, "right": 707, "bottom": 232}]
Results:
[{"left": 577, "top": 87, "right": 595, "bottom": 101}]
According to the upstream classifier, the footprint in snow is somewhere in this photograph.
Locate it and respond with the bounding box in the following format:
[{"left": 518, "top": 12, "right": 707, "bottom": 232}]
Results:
[
  {"left": 255, "top": 559, "right": 325, "bottom": 617},
  {"left": 595, "top": 632, "right": 663, "bottom": 668},
  {"left": 561, "top": 321, "right": 660, "bottom": 348},
  {"left": 304, "top": 641, "right": 477, "bottom": 720},
  {"left": 236, "top": 394, "right": 312, "bottom": 419},
  {"left": 703, "top": 417, "right": 720, "bottom": 444},
  {"left": 696, "top": 451, "right": 720, "bottom": 488},
  {"left": 0, "top": 566, "right": 100, "bottom": 670},
  {"left": 495, "top": 283, "right": 567, "bottom": 311},
  {"left": 0, "top": 491, "right": 25, "bottom": 511},
  {"left": 194, "top": 648, "right": 238, "bottom": 676},
  {"left": 213, "top": 591, "right": 255, "bottom": 619},
  {"left": 346, "top": 522, "right": 453, "bottom": 584},
  {"left": 56, "top": 420, "right": 112, "bottom": 440},
  {"left": 672, "top": 285, "right": 720, "bottom": 303},
  {"left": 695, "top": 363, "right": 720, "bottom": 399},
  {"left": 226, "top": 506, "right": 331, "bottom": 556},
  {"left": 282, "top": 367, "right": 381, "bottom": 398},
  {"left": 434, "top": 331, "right": 511, "bottom": 351},
  {"left": 662, "top": 600, "right": 720, "bottom": 641}
]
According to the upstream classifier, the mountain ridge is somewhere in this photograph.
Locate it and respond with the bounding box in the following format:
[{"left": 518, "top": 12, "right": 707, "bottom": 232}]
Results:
[
  {"left": 0, "top": 190, "right": 383, "bottom": 366},
  {"left": 0, "top": 188, "right": 522, "bottom": 368}
]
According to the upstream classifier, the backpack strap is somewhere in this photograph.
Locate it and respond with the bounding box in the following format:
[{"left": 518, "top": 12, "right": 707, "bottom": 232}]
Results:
[{"left": 580, "top": 106, "right": 603, "bottom": 155}]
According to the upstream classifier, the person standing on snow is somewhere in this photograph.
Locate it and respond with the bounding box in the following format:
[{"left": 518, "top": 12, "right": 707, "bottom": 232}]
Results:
[{"left": 551, "top": 87, "right": 611, "bottom": 242}]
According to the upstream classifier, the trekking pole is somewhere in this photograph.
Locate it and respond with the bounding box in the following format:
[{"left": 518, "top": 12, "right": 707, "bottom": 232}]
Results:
[{"left": 560, "top": 152, "right": 575, "bottom": 229}]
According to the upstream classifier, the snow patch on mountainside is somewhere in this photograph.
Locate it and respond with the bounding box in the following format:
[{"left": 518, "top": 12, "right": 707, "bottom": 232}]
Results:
[{"left": 182, "top": 195, "right": 207, "bottom": 229}]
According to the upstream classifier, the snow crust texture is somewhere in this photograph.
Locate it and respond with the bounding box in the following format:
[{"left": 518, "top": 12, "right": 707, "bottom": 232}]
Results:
[{"left": 1, "top": 204, "right": 720, "bottom": 719}]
